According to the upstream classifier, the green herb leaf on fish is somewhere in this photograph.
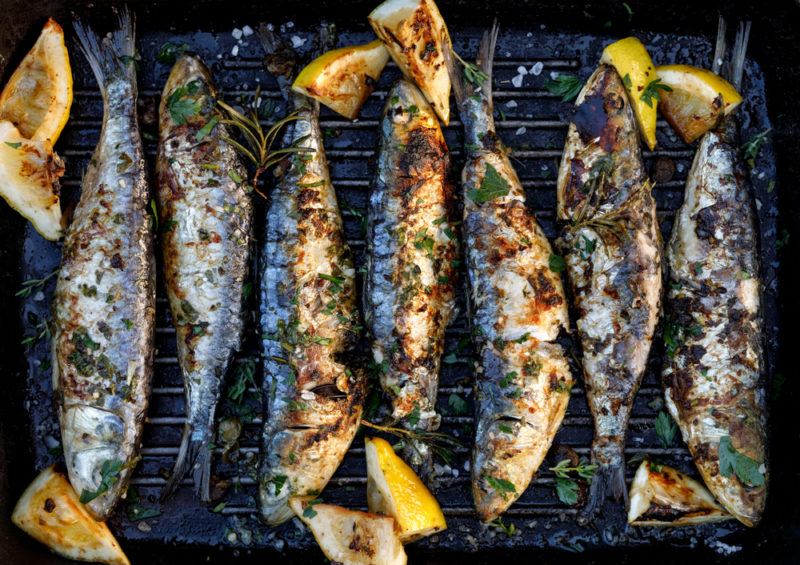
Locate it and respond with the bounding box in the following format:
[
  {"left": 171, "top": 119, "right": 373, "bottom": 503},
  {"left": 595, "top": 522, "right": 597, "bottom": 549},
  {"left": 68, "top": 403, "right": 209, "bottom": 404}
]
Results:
[
  {"left": 5, "top": 141, "right": 22, "bottom": 149},
  {"left": 156, "top": 41, "right": 189, "bottom": 64},
  {"left": 640, "top": 78, "right": 672, "bottom": 108},
  {"left": 407, "top": 404, "right": 421, "bottom": 428},
  {"left": 718, "top": 436, "right": 765, "bottom": 487},
  {"left": 545, "top": 74, "right": 583, "bottom": 102},
  {"left": 303, "top": 498, "right": 322, "bottom": 518},
  {"left": 654, "top": 410, "right": 677, "bottom": 448},
  {"left": 196, "top": 116, "right": 219, "bottom": 142},
  {"left": 149, "top": 199, "right": 159, "bottom": 231},
  {"left": 548, "top": 253, "right": 566, "bottom": 273},
  {"left": 486, "top": 475, "right": 516, "bottom": 499},
  {"left": 468, "top": 163, "right": 510, "bottom": 204},
  {"left": 167, "top": 81, "right": 203, "bottom": 125},
  {"left": 79, "top": 459, "right": 124, "bottom": 503},
  {"left": 743, "top": 129, "right": 771, "bottom": 169}
]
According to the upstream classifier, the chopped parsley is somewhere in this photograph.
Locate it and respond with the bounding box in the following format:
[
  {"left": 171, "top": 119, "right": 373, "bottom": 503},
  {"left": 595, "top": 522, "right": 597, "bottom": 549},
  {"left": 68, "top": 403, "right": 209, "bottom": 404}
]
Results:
[
  {"left": 545, "top": 74, "right": 582, "bottom": 102},
  {"left": 640, "top": 78, "right": 672, "bottom": 108},
  {"left": 4, "top": 141, "right": 22, "bottom": 149},
  {"left": 486, "top": 475, "right": 517, "bottom": 499},
  {"left": 718, "top": 436, "right": 765, "bottom": 487},
  {"left": 79, "top": 459, "right": 124, "bottom": 503},
  {"left": 468, "top": 163, "right": 510, "bottom": 204}
]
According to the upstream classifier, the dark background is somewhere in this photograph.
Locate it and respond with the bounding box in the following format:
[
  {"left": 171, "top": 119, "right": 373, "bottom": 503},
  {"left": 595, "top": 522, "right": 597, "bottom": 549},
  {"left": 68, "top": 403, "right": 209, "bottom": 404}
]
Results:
[{"left": 1, "top": 1, "right": 798, "bottom": 563}]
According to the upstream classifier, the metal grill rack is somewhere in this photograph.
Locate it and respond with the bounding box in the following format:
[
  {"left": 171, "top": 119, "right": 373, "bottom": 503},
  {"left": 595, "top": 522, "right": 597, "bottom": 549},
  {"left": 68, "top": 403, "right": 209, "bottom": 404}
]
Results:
[{"left": 19, "top": 25, "right": 779, "bottom": 555}]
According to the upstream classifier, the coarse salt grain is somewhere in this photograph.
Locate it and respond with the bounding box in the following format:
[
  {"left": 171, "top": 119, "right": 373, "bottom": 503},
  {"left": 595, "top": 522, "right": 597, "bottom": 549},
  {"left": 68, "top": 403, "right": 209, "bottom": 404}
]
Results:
[
  {"left": 516, "top": 126, "right": 527, "bottom": 136},
  {"left": 242, "top": 25, "right": 254, "bottom": 37},
  {"left": 516, "top": 65, "right": 528, "bottom": 75},
  {"left": 506, "top": 100, "right": 518, "bottom": 108},
  {"left": 531, "top": 61, "right": 544, "bottom": 75},
  {"left": 231, "top": 45, "right": 239, "bottom": 57},
  {"left": 231, "top": 28, "right": 243, "bottom": 40},
  {"left": 511, "top": 74, "right": 524, "bottom": 88},
  {"left": 291, "top": 35, "right": 306, "bottom": 48}
]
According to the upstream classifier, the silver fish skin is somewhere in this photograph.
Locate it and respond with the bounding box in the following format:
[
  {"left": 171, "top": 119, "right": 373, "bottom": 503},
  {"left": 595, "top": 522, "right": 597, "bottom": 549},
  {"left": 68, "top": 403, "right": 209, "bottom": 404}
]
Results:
[
  {"left": 556, "top": 64, "right": 662, "bottom": 516},
  {"left": 53, "top": 10, "right": 155, "bottom": 521},
  {"left": 259, "top": 92, "right": 364, "bottom": 526},
  {"left": 156, "top": 55, "right": 253, "bottom": 501},
  {"left": 446, "top": 26, "right": 572, "bottom": 522},
  {"left": 662, "top": 23, "right": 767, "bottom": 527},
  {"left": 364, "top": 79, "right": 457, "bottom": 477}
]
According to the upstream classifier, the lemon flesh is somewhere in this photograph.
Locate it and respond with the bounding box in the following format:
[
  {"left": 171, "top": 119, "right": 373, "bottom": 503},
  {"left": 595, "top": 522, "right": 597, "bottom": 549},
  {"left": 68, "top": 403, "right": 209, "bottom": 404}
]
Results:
[
  {"left": 0, "top": 121, "right": 63, "bottom": 240},
  {"left": 600, "top": 37, "right": 659, "bottom": 150},
  {"left": 369, "top": 0, "right": 451, "bottom": 124},
  {"left": 289, "top": 498, "right": 407, "bottom": 565},
  {"left": 293, "top": 40, "right": 389, "bottom": 120},
  {"left": 12, "top": 466, "right": 130, "bottom": 565},
  {"left": 656, "top": 65, "right": 743, "bottom": 144},
  {"left": 365, "top": 436, "right": 447, "bottom": 543},
  {"left": 0, "top": 18, "right": 72, "bottom": 144}
]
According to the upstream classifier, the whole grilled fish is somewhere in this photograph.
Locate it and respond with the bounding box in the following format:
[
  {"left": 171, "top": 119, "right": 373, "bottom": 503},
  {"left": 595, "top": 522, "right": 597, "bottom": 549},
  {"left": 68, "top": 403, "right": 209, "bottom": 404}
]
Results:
[
  {"left": 445, "top": 25, "right": 572, "bottom": 522},
  {"left": 156, "top": 54, "right": 252, "bottom": 501},
  {"left": 662, "top": 22, "right": 767, "bottom": 527},
  {"left": 258, "top": 27, "right": 365, "bottom": 526},
  {"left": 52, "top": 10, "right": 155, "bottom": 520},
  {"left": 364, "top": 79, "right": 457, "bottom": 477},
  {"left": 556, "top": 64, "right": 662, "bottom": 516}
]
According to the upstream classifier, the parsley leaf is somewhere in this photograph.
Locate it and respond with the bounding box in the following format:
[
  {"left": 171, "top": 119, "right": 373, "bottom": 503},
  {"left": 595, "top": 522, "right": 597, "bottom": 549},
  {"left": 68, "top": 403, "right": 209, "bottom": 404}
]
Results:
[
  {"left": 303, "top": 498, "right": 322, "bottom": 518},
  {"left": 448, "top": 393, "right": 469, "bottom": 415},
  {"left": 743, "top": 129, "right": 771, "bottom": 169},
  {"left": 654, "top": 410, "right": 677, "bottom": 448},
  {"left": 718, "top": 436, "right": 765, "bottom": 487},
  {"left": 548, "top": 253, "right": 566, "bottom": 273},
  {"left": 167, "top": 81, "right": 202, "bottom": 125},
  {"left": 4, "top": 141, "right": 22, "bottom": 149},
  {"left": 486, "top": 475, "right": 517, "bottom": 499},
  {"left": 545, "top": 74, "right": 583, "bottom": 102},
  {"left": 468, "top": 163, "right": 510, "bottom": 204},
  {"left": 79, "top": 459, "right": 124, "bottom": 503},
  {"left": 555, "top": 476, "right": 580, "bottom": 505},
  {"left": 196, "top": 116, "right": 219, "bottom": 142},
  {"left": 156, "top": 41, "right": 189, "bottom": 64},
  {"left": 640, "top": 78, "right": 673, "bottom": 108}
]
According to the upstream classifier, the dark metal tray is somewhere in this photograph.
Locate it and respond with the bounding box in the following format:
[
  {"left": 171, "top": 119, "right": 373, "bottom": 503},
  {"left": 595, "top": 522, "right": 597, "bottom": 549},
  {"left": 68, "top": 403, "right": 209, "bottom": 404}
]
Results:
[{"left": 2, "top": 1, "right": 799, "bottom": 563}]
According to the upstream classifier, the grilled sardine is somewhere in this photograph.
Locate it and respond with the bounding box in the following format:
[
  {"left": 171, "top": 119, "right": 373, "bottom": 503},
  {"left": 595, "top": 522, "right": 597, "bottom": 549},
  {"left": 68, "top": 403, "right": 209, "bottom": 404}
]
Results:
[
  {"left": 364, "top": 79, "right": 457, "bottom": 477},
  {"left": 53, "top": 10, "right": 155, "bottom": 520},
  {"left": 662, "top": 22, "right": 767, "bottom": 527},
  {"left": 445, "top": 25, "right": 572, "bottom": 522},
  {"left": 556, "top": 64, "right": 662, "bottom": 516},
  {"left": 258, "top": 27, "right": 365, "bottom": 525},
  {"left": 156, "top": 54, "right": 252, "bottom": 501}
]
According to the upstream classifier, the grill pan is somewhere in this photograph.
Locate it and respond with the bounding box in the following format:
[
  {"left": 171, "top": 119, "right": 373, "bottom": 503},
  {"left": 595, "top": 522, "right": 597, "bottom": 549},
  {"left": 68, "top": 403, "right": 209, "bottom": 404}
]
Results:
[{"left": 2, "top": 1, "right": 799, "bottom": 563}]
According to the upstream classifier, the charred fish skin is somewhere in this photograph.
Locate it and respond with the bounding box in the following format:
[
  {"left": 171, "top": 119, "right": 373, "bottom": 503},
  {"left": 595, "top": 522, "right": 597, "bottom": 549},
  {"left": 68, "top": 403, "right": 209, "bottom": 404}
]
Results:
[
  {"left": 259, "top": 89, "right": 365, "bottom": 526},
  {"left": 53, "top": 10, "right": 155, "bottom": 521},
  {"left": 662, "top": 23, "right": 767, "bottom": 527},
  {"left": 556, "top": 64, "right": 662, "bottom": 516},
  {"left": 445, "top": 26, "right": 572, "bottom": 522},
  {"left": 156, "top": 54, "right": 252, "bottom": 502},
  {"left": 364, "top": 79, "right": 457, "bottom": 476}
]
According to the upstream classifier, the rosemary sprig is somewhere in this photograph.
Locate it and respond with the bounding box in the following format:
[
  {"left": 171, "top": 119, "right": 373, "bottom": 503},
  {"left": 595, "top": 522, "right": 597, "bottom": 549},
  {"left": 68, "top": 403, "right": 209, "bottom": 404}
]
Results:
[
  {"left": 360, "top": 420, "right": 462, "bottom": 465},
  {"left": 16, "top": 270, "right": 58, "bottom": 298},
  {"left": 216, "top": 90, "right": 308, "bottom": 197}
]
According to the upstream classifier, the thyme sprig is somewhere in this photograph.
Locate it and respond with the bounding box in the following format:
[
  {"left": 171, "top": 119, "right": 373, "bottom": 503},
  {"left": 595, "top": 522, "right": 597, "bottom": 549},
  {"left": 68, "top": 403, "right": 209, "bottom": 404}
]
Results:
[
  {"left": 360, "top": 420, "right": 462, "bottom": 465},
  {"left": 16, "top": 270, "right": 58, "bottom": 298},
  {"left": 452, "top": 51, "right": 489, "bottom": 86},
  {"left": 217, "top": 90, "right": 309, "bottom": 198}
]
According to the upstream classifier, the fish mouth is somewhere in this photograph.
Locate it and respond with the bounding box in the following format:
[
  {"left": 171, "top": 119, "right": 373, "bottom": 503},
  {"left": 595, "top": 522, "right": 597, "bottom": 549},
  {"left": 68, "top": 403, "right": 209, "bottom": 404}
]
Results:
[{"left": 60, "top": 403, "right": 128, "bottom": 520}]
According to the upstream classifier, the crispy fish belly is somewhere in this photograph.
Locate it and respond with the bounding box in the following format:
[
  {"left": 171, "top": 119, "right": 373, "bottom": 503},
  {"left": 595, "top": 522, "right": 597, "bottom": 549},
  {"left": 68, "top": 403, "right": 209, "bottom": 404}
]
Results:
[
  {"left": 662, "top": 117, "right": 767, "bottom": 526},
  {"left": 259, "top": 95, "right": 365, "bottom": 525},
  {"left": 53, "top": 10, "right": 155, "bottom": 521},
  {"left": 364, "top": 79, "right": 457, "bottom": 474},
  {"left": 156, "top": 54, "right": 252, "bottom": 501},
  {"left": 446, "top": 26, "right": 572, "bottom": 522},
  {"left": 556, "top": 64, "right": 662, "bottom": 513}
]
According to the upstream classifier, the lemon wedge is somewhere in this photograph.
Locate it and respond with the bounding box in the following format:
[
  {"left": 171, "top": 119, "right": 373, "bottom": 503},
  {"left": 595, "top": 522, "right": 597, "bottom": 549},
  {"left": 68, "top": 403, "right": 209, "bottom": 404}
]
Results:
[
  {"left": 365, "top": 436, "right": 447, "bottom": 543},
  {"left": 293, "top": 40, "right": 390, "bottom": 120},
  {"left": 0, "top": 120, "right": 64, "bottom": 240},
  {"left": 655, "top": 65, "right": 742, "bottom": 143},
  {"left": 0, "top": 18, "right": 72, "bottom": 144},
  {"left": 369, "top": 0, "right": 451, "bottom": 124},
  {"left": 12, "top": 466, "right": 130, "bottom": 565},
  {"left": 600, "top": 37, "right": 660, "bottom": 150},
  {"left": 289, "top": 498, "right": 407, "bottom": 565}
]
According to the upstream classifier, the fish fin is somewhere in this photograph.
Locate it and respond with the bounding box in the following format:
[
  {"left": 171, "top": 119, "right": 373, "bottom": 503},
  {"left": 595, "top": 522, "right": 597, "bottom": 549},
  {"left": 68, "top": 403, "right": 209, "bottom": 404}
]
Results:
[
  {"left": 444, "top": 20, "right": 498, "bottom": 109},
  {"left": 161, "top": 424, "right": 212, "bottom": 502},
  {"left": 73, "top": 7, "right": 136, "bottom": 97},
  {"left": 711, "top": 15, "right": 727, "bottom": 75},
  {"left": 579, "top": 439, "right": 627, "bottom": 523},
  {"left": 728, "top": 20, "right": 751, "bottom": 91}
]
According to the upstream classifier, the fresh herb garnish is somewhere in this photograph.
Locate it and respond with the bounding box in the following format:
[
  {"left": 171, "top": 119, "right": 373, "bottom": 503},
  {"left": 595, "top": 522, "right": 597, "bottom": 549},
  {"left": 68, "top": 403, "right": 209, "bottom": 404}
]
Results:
[
  {"left": 196, "top": 116, "right": 219, "bottom": 142},
  {"left": 468, "top": 163, "right": 510, "bottom": 204},
  {"left": 555, "top": 476, "right": 580, "bottom": 505},
  {"left": 125, "top": 485, "right": 161, "bottom": 522},
  {"left": 486, "top": 475, "right": 517, "bottom": 499},
  {"left": 718, "top": 436, "right": 765, "bottom": 487},
  {"left": 490, "top": 517, "right": 516, "bottom": 536},
  {"left": 303, "top": 498, "right": 322, "bottom": 518},
  {"left": 16, "top": 270, "right": 57, "bottom": 298},
  {"left": 448, "top": 393, "right": 469, "bottom": 415},
  {"left": 156, "top": 41, "right": 189, "bottom": 64},
  {"left": 622, "top": 73, "right": 633, "bottom": 89},
  {"left": 79, "top": 459, "right": 124, "bottom": 503},
  {"left": 227, "top": 359, "right": 257, "bottom": 403},
  {"left": 167, "top": 80, "right": 202, "bottom": 125},
  {"left": 743, "top": 129, "right": 771, "bottom": 169},
  {"left": 545, "top": 74, "right": 583, "bottom": 102},
  {"left": 640, "top": 78, "right": 672, "bottom": 108},
  {"left": 360, "top": 420, "right": 462, "bottom": 465},
  {"left": 4, "top": 141, "right": 22, "bottom": 149},
  {"left": 654, "top": 410, "right": 677, "bottom": 448},
  {"left": 548, "top": 253, "right": 566, "bottom": 273},
  {"left": 549, "top": 458, "right": 597, "bottom": 505}
]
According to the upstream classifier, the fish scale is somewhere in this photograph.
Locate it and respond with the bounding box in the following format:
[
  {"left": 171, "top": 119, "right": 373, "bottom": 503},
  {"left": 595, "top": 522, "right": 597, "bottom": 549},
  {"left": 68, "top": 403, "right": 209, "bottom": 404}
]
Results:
[{"left": 19, "top": 25, "right": 779, "bottom": 552}]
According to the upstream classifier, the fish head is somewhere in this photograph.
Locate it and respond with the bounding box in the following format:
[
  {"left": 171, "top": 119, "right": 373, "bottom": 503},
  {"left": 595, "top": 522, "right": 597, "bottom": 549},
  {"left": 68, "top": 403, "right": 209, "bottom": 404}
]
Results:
[
  {"left": 61, "top": 404, "right": 130, "bottom": 520},
  {"left": 159, "top": 53, "right": 216, "bottom": 131}
]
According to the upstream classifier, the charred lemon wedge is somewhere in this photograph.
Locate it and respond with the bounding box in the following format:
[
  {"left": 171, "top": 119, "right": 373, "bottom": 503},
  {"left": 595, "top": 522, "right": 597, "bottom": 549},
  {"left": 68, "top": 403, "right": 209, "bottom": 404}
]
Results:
[
  {"left": 12, "top": 466, "right": 130, "bottom": 565},
  {"left": 0, "top": 18, "right": 72, "bottom": 143},
  {"left": 0, "top": 120, "right": 64, "bottom": 240},
  {"left": 293, "top": 40, "right": 390, "bottom": 120},
  {"left": 655, "top": 65, "right": 742, "bottom": 143},
  {"left": 365, "top": 436, "right": 447, "bottom": 543},
  {"left": 600, "top": 37, "right": 660, "bottom": 150},
  {"left": 290, "top": 498, "right": 407, "bottom": 565},
  {"left": 369, "top": 0, "right": 452, "bottom": 124}
]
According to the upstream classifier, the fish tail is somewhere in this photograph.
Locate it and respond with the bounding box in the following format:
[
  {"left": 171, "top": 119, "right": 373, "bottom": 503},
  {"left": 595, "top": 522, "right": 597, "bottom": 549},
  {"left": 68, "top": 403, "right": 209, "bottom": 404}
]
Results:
[
  {"left": 444, "top": 19, "right": 498, "bottom": 109},
  {"left": 711, "top": 15, "right": 727, "bottom": 75},
  {"left": 580, "top": 438, "right": 627, "bottom": 523},
  {"left": 161, "top": 424, "right": 213, "bottom": 502},
  {"left": 728, "top": 20, "right": 751, "bottom": 91},
  {"left": 73, "top": 6, "right": 136, "bottom": 98}
]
